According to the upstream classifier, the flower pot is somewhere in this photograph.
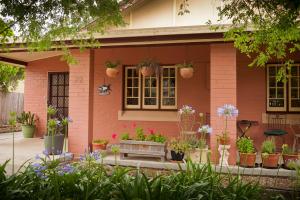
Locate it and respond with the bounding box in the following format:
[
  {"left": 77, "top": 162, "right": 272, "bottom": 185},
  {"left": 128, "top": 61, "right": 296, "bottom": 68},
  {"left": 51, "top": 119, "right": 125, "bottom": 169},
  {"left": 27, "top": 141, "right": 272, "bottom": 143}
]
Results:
[
  {"left": 218, "top": 145, "right": 231, "bottom": 166},
  {"left": 189, "top": 148, "right": 209, "bottom": 163},
  {"left": 44, "top": 134, "right": 64, "bottom": 155},
  {"left": 219, "top": 137, "right": 230, "bottom": 145},
  {"left": 261, "top": 153, "right": 280, "bottom": 168},
  {"left": 92, "top": 143, "right": 107, "bottom": 151},
  {"left": 171, "top": 150, "right": 185, "bottom": 161},
  {"left": 21, "top": 125, "right": 35, "bottom": 138},
  {"left": 140, "top": 67, "right": 154, "bottom": 76},
  {"left": 239, "top": 153, "right": 256, "bottom": 167},
  {"left": 106, "top": 68, "right": 119, "bottom": 78},
  {"left": 282, "top": 154, "right": 299, "bottom": 169},
  {"left": 180, "top": 68, "right": 194, "bottom": 79}
]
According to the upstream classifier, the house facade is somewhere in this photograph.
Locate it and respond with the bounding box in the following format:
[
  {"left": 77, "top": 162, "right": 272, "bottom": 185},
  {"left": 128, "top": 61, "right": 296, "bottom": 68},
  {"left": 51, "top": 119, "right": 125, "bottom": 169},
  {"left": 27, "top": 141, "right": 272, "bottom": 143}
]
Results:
[{"left": 0, "top": 0, "right": 299, "bottom": 165}]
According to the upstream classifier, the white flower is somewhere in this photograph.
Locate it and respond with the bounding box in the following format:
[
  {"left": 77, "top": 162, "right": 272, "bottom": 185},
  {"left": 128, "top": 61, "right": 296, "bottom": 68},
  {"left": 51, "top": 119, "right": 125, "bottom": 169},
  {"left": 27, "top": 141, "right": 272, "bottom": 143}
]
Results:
[
  {"left": 217, "top": 104, "right": 238, "bottom": 117},
  {"left": 198, "top": 125, "right": 212, "bottom": 134},
  {"left": 178, "top": 105, "right": 196, "bottom": 115}
]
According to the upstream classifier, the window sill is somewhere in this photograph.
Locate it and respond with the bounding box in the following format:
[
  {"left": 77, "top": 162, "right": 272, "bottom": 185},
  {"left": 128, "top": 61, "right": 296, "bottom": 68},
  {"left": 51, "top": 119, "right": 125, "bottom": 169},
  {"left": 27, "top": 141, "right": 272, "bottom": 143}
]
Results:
[{"left": 118, "top": 110, "right": 179, "bottom": 122}]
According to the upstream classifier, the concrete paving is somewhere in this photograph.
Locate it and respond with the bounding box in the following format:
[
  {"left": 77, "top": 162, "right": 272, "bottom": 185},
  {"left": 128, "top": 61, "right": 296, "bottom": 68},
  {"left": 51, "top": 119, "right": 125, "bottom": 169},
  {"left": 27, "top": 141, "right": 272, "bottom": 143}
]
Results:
[{"left": 0, "top": 132, "right": 44, "bottom": 174}]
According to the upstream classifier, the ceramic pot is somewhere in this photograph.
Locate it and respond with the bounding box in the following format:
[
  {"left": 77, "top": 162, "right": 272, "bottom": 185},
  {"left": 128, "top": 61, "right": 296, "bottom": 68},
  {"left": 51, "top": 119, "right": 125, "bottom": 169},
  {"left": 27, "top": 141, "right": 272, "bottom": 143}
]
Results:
[
  {"left": 22, "top": 125, "right": 35, "bottom": 138},
  {"left": 189, "top": 148, "right": 209, "bottom": 163},
  {"left": 261, "top": 153, "right": 280, "bottom": 168},
  {"left": 106, "top": 68, "right": 119, "bottom": 78},
  {"left": 180, "top": 68, "right": 194, "bottom": 79},
  {"left": 282, "top": 154, "right": 299, "bottom": 169},
  {"left": 239, "top": 153, "right": 256, "bottom": 167},
  {"left": 171, "top": 150, "right": 185, "bottom": 161},
  {"left": 140, "top": 67, "right": 154, "bottom": 76},
  {"left": 44, "top": 134, "right": 64, "bottom": 155},
  {"left": 92, "top": 143, "right": 107, "bottom": 151}
]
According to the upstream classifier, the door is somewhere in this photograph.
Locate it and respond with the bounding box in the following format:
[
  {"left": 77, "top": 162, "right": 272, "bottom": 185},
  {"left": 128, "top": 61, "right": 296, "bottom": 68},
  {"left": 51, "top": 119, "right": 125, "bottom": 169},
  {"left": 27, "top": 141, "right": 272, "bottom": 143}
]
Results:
[{"left": 48, "top": 72, "right": 69, "bottom": 118}]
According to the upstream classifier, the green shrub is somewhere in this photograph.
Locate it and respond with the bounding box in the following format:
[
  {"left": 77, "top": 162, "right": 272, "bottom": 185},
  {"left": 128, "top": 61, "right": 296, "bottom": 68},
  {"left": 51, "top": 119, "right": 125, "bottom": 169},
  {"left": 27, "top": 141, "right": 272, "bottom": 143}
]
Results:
[
  {"left": 282, "top": 144, "right": 294, "bottom": 155},
  {"left": 121, "top": 132, "right": 130, "bottom": 140},
  {"left": 236, "top": 137, "right": 255, "bottom": 153},
  {"left": 92, "top": 139, "right": 108, "bottom": 144},
  {"left": 135, "top": 127, "right": 145, "bottom": 141},
  {"left": 261, "top": 138, "right": 276, "bottom": 154}
]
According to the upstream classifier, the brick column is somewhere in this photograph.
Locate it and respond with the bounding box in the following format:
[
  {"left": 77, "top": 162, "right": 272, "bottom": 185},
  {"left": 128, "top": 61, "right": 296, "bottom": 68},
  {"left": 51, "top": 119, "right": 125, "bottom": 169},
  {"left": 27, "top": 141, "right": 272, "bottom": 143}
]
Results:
[
  {"left": 210, "top": 43, "right": 237, "bottom": 165},
  {"left": 68, "top": 49, "right": 94, "bottom": 155}
]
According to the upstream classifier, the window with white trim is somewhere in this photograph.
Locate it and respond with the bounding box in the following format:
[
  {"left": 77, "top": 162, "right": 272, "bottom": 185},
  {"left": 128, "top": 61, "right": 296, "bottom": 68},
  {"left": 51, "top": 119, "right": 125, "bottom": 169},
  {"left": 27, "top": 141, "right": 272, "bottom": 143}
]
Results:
[
  {"left": 267, "top": 64, "right": 300, "bottom": 112},
  {"left": 124, "top": 66, "right": 177, "bottom": 110}
]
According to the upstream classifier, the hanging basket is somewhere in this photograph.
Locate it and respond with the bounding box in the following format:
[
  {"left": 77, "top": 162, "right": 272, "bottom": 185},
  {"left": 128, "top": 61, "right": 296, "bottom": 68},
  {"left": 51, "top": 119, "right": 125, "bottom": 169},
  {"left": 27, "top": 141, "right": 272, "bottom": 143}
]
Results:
[
  {"left": 140, "top": 66, "right": 154, "bottom": 77},
  {"left": 106, "top": 68, "right": 119, "bottom": 78},
  {"left": 180, "top": 68, "right": 194, "bottom": 79}
]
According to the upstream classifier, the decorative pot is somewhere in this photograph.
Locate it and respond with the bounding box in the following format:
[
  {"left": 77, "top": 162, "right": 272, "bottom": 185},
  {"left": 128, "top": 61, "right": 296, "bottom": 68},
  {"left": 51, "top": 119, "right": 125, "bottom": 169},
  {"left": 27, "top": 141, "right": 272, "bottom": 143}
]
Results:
[
  {"left": 239, "top": 153, "right": 256, "bottom": 167},
  {"left": 219, "top": 137, "right": 230, "bottom": 145},
  {"left": 140, "top": 67, "right": 154, "bottom": 76},
  {"left": 261, "top": 153, "right": 280, "bottom": 168},
  {"left": 282, "top": 154, "right": 299, "bottom": 169},
  {"left": 92, "top": 143, "right": 108, "bottom": 151},
  {"left": 21, "top": 125, "right": 35, "bottom": 138},
  {"left": 180, "top": 68, "right": 194, "bottom": 79},
  {"left": 218, "top": 145, "right": 231, "bottom": 166},
  {"left": 106, "top": 68, "right": 119, "bottom": 78},
  {"left": 189, "top": 148, "right": 209, "bottom": 163},
  {"left": 44, "top": 134, "right": 64, "bottom": 155},
  {"left": 171, "top": 150, "right": 185, "bottom": 161}
]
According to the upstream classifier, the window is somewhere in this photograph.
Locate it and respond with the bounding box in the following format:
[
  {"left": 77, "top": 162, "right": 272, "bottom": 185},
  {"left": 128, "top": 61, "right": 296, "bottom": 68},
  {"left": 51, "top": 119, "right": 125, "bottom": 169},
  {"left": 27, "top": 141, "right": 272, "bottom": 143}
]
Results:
[
  {"left": 124, "top": 66, "right": 177, "bottom": 110},
  {"left": 267, "top": 64, "right": 300, "bottom": 112}
]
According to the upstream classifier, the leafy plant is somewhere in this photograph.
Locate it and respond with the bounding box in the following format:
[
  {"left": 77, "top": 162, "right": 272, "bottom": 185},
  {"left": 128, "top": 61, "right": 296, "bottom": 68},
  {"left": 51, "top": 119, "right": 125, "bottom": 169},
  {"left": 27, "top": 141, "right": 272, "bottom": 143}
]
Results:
[
  {"left": 136, "top": 58, "right": 160, "bottom": 75},
  {"left": 0, "top": 64, "right": 24, "bottom": 93},
  {"left": 237, "top": 137, "right": 255, "bottom": 153},
  {"left": 175, "top": 61, "right": 193, "bottom": 68},
  {"left": 17, "top": 111, "right": 37, "bottom": 126},
  {"left": 135, "top": 127, "right": 145, "bottom": 141},
  {"left": 121, "top": 132, "right": 130, "bottom": 140},
  {"left": 281, "top": 144, "right": 294, "bottom": 155},
  {"left": 105, "top": 60, "right": 120, "bottom": 68},
  {"left": 261, "top": 138, "right": 276, "bottom": 154},
  {"left": 93, "top": 139, "right": 108, "bottom": 145},
  {"left": 169, "top": 138, "right": 189, "bottom": 154}
]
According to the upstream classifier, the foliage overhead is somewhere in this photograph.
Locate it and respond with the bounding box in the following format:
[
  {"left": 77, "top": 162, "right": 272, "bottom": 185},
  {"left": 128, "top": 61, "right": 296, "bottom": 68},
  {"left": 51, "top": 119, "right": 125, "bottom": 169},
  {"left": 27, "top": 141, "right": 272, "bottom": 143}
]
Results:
[
  {"left": 0, "top": 0, "right": 126, "bottom": 63},
  {"left": 0, "top": 63, "right": 24, "bottom": 93}
]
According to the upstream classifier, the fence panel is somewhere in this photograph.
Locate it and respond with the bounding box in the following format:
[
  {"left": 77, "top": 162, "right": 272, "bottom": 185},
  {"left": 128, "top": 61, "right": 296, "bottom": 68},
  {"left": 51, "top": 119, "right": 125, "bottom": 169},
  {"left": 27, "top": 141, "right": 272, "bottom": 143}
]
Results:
[{"left": 0, "top": 92, "right": 24, "bottom": 125}]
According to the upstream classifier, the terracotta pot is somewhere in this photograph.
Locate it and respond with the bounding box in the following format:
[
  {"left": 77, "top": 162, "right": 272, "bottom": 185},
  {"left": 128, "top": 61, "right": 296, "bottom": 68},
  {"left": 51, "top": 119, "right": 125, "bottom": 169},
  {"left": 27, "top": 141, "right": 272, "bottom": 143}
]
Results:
[
  {"left": 219, "top": 137, "right": 230, "bottom": 145},
  {"left": 261, "top": 153, "right": 280, "bottom": 168},
  {"left": 239, "top": 153, "right": 256, "bottom": 167},
  {"left": 92, "top": 143, "right": 107, "bottom": 151},
  {"left": 282, "top": 154, "right": 299, "bottom": 169},
  {"left": 106, "top": 68, "right": 119, "bottom": 78},
  {"left": 140, "top": 67, "right": 154, "bottom": 76},
  {"left": 180, "top": 68, "right": 194, "bottom": 79}
]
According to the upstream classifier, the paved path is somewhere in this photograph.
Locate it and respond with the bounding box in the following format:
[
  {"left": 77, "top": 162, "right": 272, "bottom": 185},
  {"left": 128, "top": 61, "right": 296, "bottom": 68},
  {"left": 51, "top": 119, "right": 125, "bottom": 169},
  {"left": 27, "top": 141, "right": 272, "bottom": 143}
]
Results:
[{"left": 0, "top": 132, "right": 44, "bottom": 174}]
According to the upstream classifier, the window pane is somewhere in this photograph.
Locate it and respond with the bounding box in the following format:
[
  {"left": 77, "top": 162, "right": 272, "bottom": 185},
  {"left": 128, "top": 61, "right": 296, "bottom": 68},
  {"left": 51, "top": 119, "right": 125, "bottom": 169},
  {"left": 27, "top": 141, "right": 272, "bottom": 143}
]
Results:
[
  {"left": 163, "top": 78, "right": 168, "bottom": 87},
  {"left": 58, "top": 97, "right": 64, "bottom": 107},
  {"left": 127, "top": 88, "right": 132, "bottom": 97},
  {"left": 133, "top": 78, "right": 139, "bottom": 87},
  {"left": 145, "top": 88, "right": 150, "bottom": 97},
  {"left": 170, "top": 88, "right": 175, "bottom": 97},
  {"left": 291, "top": 100, "right": 300, "bottom": 108},
  {"left": 151, "top": 88, "right": 156, "bottom": 97},
  {"left": 291, "top": 66, "right": 298, "bottom": 76},
  {"left": 291, "top": 78, "right": 298, "bottom": 87},
  {"left": 127, "top": 98, "right": 138, "bottom": 105},
  {"left": 269, "top": 77, "right": 276, "bottom": 87},
  {"left": 145, "top": 98, "right": 156, "bottom": 105},
  {"left": 269, "top": 99, "right": 284, "bottom": 107},
  {"left": 163, "top": 98, "right": 175, "bottom": 106},
  {"left": 58, "top": 74, "right": 64, "bottom": 85},
  {"left": 269, "top": 67, "right": 276, "bottom": 76},
  {"left": 133, "top": 69, "right": 138, "bottom": 77},
  {"left": 127, "top": 79, "right": 132, "bottom": 87},
  {"left": 277, "top": 88, "right": 284, "bottom": 98},
  {"left": 269, "top": 88, "right": 276, "bottom": 98},
  {"left": 170, "top": 68, "right": 175, "bottom": 77},
  {"left": 133, "top": 88, "right": 138, "bottom": 97},
  {"left": 65, "top": 86, "right": 69, "bottom": 96},
  {"left": 127, "top": 69, "right": 132, "bottom": 77},
  {"left": 170, "top": 78, "right": 175, "bottom": 87},
  {"left": 291, "top": 88, "right": 298, "bottom": 98},
  {"left": 151, "top": 78, "right": 157, "bottom": 87},
  {"left": 277, "top": 81, "right": 284, "bottom": 87},
  {"left": 163, "top": 88, "right": 168, "bottom": 97},
  {"left": 145, "top": 78, "right": 150, "bottom": 87},
  {"left": 58, "top": 86, "right": 64, "bottom": 96},
  {"left": 163, "top": 68, "right": 169, "bottom": 77},
  {"left": 51, "top": 75, "right": 58, "bottom": 85},
  {"left": 52, "top": 86, "right": 57, "bottom": 96}
]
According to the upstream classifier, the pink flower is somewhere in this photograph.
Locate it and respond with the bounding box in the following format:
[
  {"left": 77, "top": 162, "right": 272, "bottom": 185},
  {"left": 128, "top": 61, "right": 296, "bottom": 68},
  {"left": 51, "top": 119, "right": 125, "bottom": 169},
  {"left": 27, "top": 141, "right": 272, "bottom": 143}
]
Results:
[
  {"left": 132, "top": 122, "right": 136, "bottom": 128},
  {"left": 112, "top": 133, "right": 117, "bottom": 140},
  {"left": 148, "top": 128, "right": 155, "bottom": 135}
]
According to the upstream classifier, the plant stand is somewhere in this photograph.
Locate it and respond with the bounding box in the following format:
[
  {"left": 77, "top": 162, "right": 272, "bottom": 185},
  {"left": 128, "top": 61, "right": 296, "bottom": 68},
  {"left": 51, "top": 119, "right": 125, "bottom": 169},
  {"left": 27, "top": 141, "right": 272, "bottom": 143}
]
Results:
[
  {"left": 218, "top": 145, "right": 230, "bottom": 166},
  {"left": 120, "top": 140, "right": 167, "bottom": 162}
]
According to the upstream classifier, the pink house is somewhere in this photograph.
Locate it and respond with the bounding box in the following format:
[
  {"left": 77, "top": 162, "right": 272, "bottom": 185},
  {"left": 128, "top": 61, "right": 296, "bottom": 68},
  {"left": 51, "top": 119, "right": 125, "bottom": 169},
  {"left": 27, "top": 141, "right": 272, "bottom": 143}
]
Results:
[{"left": 0, "top": 0, "right": 299, "bottom": 165}]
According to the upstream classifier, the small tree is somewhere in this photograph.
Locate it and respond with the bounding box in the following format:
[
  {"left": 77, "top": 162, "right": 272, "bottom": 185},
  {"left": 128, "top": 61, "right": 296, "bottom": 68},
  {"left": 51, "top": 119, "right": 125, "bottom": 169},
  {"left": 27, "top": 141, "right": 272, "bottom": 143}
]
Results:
[{"left": 0, "top": 63, "right": 24, "bottom": 93}]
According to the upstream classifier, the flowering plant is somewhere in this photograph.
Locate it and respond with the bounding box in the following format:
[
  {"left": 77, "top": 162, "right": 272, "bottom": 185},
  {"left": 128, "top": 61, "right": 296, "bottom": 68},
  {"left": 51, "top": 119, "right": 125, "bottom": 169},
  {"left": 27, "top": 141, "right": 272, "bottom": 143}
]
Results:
[
  {"left": 217, "top": 104, "right": 238, "bottom": 145},
  {"left": 197, "top": 125, "right": 212, "bottom": 149},
  {"left": 178, "top": 105, "right": 196, "bottom": 115}
]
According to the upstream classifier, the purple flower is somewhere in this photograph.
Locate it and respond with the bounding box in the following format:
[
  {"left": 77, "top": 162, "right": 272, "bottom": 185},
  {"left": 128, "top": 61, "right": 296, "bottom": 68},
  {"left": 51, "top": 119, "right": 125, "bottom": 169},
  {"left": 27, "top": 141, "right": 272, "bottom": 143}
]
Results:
[
  {"left": 43, "top": 150, "right": 50, "bottom": 156},
  {"left": 217, "top": 104, "right": 238, "bottom": 117},
  {"left": 57, "top": 164, "right": 75, "bottom": 176},
  {"left": 35, "top": 154, "right": 41, "bottom": 160}
]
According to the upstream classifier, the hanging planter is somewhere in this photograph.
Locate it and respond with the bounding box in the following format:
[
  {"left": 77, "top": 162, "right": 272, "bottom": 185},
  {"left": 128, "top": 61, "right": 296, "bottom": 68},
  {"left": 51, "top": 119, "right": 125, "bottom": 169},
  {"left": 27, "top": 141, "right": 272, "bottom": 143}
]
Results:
[
  {"left": 137, "top": 59, "right": 160, "bottom": 77},
  {"left": 105, "top": 60, "right": 120, "bottom": 78},
  {"left": 176, "top": 61, "right": 194, "bottom": 79}
]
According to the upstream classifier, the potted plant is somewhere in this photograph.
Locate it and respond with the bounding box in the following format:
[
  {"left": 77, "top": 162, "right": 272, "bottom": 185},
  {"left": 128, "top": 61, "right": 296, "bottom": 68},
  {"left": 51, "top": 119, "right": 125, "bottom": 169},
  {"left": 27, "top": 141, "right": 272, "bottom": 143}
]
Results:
[
  {"left": 44, "top": 106, "right": 71, "bottom": 155},
  {"left": 92, "top": 139, "right": 109, "bottom": 151},
  {"left": 176, "top": 61, "right": 194, "bottom": 79},
  {"left": 105, "top": 60, "right": 120, "bottom": 78},
  {"left": 137, "top": 59, "right": 160, "bottom": 77},
  {"left": 17, "top": 111, "right": 37, "bottom": 138},
  {"left": 236, "top": 137, "right": 256, "bottom": 167},
  {"left": 217, "top": 104, "right": 238, "bottom": 166},
  {"left": 282, "top": 144, "right": 299, "bottom": 169},
  {"left": 169, "top": 138, "right": 189, "bottom": 162},
  {"left": 261, "top": 138, "right": 280, "bottom": 168}
]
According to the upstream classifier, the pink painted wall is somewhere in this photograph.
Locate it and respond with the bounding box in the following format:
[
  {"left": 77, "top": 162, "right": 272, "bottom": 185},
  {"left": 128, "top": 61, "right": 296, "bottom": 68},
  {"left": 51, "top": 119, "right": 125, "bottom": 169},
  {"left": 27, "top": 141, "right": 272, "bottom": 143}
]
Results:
[
  {"left": 92, "top": 44, "right": 210, "bottom": 141},
  {"left": 25, "top": 56, "right": 69, "bottom": 137}
]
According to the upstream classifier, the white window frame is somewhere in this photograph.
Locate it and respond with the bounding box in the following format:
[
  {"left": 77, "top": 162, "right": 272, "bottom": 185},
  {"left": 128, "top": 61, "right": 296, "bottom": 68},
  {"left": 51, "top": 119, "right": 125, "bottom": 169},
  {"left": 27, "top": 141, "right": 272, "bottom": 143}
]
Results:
[
  {"left": 266, "top": 64, "right": 287, "bottom": 112},
  {"left": 160, "top": 66, "right": 178, "bottom": 109},
  {"left": 289, "top": 64, "right": 300, "bottom": 112},
  {"left": 124, "top": 66, "right": 141, "bottom": 109},
  {"left": 142, "top": 75, "right": 159, "bottom": 109}
]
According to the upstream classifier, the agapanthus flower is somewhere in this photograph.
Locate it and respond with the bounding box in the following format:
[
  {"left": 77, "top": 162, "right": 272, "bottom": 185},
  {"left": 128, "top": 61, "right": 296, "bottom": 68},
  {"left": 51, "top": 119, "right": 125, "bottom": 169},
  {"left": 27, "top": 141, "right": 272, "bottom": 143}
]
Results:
[
  {"left": 179, "top": 105, "right": 196, "bottom": 115},
  {"left": 217, "top": 104, "right": 238, "bottom": 117},
  {"left": 43, "top": 150, "right": 50, "bottom": 157},
  {"left": 31, "top": 163, "right": 47, "bottom": 178},
  {"left": 57, "top": 164, "right": 75, "bottom": 176},
  {"left": 198, "top": 125, "right": 212, "bottom": 134}
]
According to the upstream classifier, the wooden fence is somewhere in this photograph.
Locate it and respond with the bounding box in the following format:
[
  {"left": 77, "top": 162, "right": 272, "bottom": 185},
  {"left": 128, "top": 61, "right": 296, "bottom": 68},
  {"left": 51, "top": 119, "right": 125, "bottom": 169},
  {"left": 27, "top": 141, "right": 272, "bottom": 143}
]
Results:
[{"left": 0, "top": 92, "right": 24, "bottom": 125}]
